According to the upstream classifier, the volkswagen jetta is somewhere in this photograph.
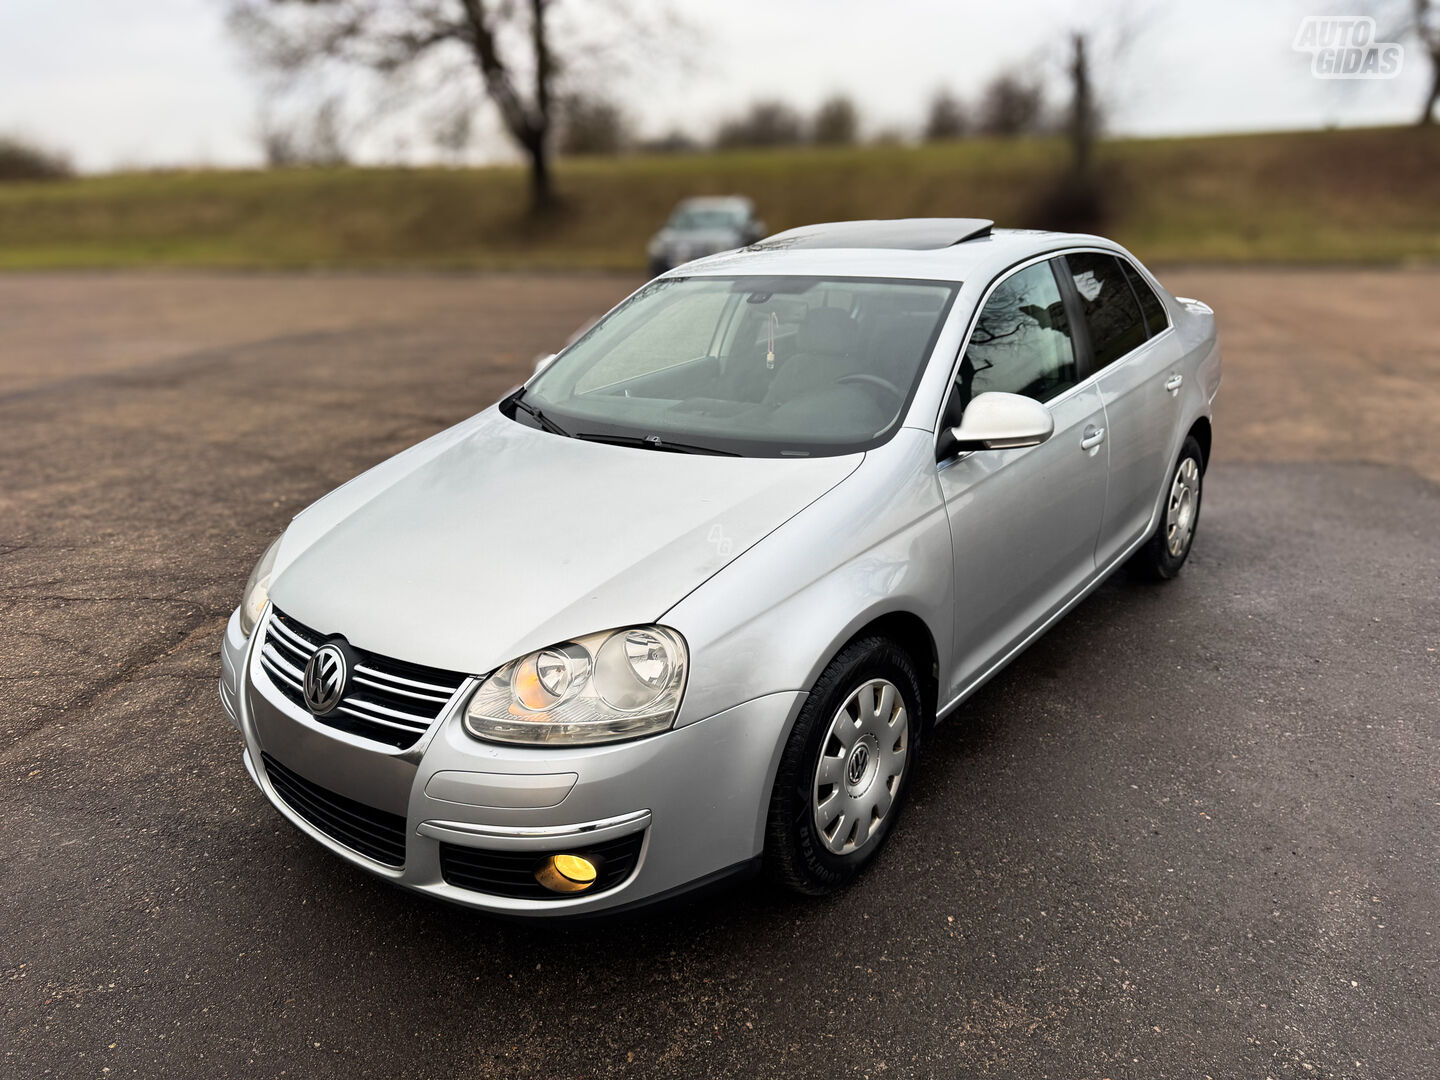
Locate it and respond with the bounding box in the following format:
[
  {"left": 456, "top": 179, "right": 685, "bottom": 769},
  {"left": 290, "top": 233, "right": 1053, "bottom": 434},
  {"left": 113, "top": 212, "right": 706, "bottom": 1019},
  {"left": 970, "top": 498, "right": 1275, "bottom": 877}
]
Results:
[{"left": 219, "top": 218, "right": 1220, "bottom": 915}]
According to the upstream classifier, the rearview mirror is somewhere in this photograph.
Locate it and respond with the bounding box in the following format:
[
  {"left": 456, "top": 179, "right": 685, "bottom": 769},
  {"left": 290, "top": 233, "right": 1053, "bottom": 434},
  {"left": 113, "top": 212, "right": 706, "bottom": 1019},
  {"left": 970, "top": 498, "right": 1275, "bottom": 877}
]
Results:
[{"left": 938, "top": 392, "right": 1054, "bottom": 459}]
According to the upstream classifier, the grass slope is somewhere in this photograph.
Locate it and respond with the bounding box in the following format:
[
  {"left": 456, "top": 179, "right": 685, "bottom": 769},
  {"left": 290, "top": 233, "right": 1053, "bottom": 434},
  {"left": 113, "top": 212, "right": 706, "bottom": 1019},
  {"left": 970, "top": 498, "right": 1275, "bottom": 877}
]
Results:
[{"left": 0, "top": 126, "right": 1435, "bottom": 270}]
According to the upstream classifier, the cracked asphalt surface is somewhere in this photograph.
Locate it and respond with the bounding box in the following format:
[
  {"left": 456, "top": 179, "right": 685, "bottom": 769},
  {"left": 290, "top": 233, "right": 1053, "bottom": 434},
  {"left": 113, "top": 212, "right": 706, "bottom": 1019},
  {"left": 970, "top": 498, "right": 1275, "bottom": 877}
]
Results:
[{"left": 2, "top": 269, "right": 1437, "bottom": 1079}]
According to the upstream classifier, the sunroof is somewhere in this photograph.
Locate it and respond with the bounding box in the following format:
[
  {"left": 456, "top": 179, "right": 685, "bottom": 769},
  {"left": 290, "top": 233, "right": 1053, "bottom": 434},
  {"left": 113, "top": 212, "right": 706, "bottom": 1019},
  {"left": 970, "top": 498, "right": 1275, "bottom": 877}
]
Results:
[{"left": 755, "top": 218, "right": 994, "bottom": 251}]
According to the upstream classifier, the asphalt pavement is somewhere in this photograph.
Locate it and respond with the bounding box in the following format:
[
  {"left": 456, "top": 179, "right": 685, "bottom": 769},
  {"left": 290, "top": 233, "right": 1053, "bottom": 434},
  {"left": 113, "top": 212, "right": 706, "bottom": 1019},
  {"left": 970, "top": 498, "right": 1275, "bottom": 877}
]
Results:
[{"left": 1, "top": 269, "right": 1436, "bottom": 1079}]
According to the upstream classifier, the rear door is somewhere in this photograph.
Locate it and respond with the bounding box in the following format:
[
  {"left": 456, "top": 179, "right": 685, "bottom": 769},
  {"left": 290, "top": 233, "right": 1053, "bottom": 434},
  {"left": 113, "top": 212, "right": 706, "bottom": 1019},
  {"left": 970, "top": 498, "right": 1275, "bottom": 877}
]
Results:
[
  {"left": 937, "top": 258, "right": 1110, "bottom": 695},
  {"left": 1059, "top": 251, "right": 1184, "bottom": 568}
]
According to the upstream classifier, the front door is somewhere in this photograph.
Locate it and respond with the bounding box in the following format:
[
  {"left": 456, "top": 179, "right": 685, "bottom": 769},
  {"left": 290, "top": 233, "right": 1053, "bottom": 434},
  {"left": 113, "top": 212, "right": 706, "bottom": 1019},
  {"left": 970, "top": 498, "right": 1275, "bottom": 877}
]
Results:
[{"left": 937, "top": 259, "right": 1110, "bottom": 696}]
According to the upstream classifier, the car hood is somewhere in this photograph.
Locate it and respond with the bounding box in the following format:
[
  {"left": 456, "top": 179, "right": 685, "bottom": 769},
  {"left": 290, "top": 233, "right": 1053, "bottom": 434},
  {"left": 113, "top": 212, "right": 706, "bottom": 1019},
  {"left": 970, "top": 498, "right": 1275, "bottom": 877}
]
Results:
[{"left": 268, "top": 408, "right": 861, "bottom": 675}]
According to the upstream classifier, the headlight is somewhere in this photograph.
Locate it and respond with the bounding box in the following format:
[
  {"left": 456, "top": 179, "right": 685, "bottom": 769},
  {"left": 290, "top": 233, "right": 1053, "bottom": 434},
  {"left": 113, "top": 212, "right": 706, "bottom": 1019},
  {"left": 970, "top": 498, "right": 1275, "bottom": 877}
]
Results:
[
  {"left": 237, "top": 536, "right": 281, "bottom": 638},
  {"left": 464, "top": 626, "right": 687, "bottom": 746}
]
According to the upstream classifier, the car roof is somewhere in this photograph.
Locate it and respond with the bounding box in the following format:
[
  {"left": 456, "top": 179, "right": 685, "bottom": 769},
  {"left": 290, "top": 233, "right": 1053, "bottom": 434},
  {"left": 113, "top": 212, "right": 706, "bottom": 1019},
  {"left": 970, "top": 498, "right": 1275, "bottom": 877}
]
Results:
[{"left": 672, "top": 221, "right": 1124, "bottom": 284}]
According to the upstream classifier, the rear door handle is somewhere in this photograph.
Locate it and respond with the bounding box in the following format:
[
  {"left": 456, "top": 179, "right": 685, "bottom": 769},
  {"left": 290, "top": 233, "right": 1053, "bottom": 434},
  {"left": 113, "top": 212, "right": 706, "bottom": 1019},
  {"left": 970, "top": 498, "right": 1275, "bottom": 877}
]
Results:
[
  {"left": 1080, "top": 425, "right": 1106, "bottom": 450},
  {"left": 1164, "top": 374, "right": 1184, "bottom": 393}
]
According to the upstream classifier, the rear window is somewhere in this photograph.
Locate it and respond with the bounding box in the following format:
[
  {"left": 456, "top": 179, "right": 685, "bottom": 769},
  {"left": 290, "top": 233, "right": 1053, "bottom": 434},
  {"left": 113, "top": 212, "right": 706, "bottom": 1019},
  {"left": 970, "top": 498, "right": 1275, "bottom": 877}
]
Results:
[
  {"left": 1120, "top": 259, "right": 1169, "bottom": 336},
  {"left": 1065, "top": 252, "right": 1147, "bottom": 368}
]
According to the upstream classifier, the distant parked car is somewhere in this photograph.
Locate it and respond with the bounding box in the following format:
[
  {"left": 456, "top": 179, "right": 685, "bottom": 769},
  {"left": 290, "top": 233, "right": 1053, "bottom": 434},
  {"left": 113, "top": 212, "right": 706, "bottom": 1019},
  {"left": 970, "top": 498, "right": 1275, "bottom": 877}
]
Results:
[
  {"left": 647, "top": 196, "right": 765, "bottom": 276},
  {"left": 222, "top": 218, "right": 1221, "bottom": 917}
]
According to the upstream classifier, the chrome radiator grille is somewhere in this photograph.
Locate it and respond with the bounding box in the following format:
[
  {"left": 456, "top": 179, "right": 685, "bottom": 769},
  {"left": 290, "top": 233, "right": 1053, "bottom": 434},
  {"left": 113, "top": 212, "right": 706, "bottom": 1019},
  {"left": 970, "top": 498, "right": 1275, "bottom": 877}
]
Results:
[{"left": 259, "top": 608, "right": 469, "bottom": 749}]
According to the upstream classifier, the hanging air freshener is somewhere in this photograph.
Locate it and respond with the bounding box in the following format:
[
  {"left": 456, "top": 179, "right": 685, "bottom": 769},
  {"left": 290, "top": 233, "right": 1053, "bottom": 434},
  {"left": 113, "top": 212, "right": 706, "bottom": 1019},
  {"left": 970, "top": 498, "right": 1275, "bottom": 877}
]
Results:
[{"left": 766, "top": 312, "right": 778, "bottom": 370}]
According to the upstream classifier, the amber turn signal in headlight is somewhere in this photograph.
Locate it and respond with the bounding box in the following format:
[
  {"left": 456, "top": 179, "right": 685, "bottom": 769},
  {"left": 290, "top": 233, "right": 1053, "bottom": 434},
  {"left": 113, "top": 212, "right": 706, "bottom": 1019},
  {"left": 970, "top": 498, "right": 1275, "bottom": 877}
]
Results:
[{"left": 464, "top": 626, "right": 688, "bottom": 746}]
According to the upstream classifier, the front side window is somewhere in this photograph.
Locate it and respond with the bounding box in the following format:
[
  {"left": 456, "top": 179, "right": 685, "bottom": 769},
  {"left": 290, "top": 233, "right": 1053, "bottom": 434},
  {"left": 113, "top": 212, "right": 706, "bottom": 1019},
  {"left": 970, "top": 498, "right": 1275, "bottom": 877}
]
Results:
[
  {"left": 956, "top": 261, "right": 1077, "bottom": 409},
  {"left": 1065, "top": 251, "right": 1147, "bottom": 367},
  {"left": 521, "top": 276, "right": 958, "bottom": 457}
]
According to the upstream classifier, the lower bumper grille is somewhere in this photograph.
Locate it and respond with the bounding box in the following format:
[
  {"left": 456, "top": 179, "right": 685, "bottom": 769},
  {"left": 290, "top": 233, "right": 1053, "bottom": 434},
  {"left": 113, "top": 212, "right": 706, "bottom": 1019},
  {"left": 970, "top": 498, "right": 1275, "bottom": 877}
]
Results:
[
  {"left": 438, "top": 831, "right": 644, "bottom": 901},
  {"left": 261, "top": 752, "right": 407, "bottom": 868}
]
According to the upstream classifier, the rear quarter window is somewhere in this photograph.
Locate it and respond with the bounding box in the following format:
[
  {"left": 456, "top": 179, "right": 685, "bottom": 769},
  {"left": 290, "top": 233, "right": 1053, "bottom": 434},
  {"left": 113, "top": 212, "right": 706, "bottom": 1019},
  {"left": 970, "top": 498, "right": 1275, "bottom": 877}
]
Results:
[{"left": 1120, "top": 259, "right": 1169, "bottom": 336}]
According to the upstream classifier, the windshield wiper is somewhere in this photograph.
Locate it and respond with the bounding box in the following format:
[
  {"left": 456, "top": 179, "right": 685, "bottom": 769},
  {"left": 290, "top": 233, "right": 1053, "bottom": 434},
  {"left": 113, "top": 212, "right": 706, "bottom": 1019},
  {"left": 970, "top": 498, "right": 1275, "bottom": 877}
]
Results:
[
  {"left": 577, "top": 432, "right": 739, "bottom": 456},
  {"left": 509, "top": 392, "right": 571, "bottom": 438}
]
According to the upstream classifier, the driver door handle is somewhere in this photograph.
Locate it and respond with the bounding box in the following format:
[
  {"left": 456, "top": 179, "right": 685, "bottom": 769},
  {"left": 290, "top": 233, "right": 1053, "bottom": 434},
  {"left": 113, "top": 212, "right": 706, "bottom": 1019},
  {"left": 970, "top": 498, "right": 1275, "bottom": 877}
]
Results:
[
  {"left": 1164, "top": 373, "right": 1184, "bottom": 393},
  {"left": 1080, "top": 425, "right": 1106, "bottom": 451}
]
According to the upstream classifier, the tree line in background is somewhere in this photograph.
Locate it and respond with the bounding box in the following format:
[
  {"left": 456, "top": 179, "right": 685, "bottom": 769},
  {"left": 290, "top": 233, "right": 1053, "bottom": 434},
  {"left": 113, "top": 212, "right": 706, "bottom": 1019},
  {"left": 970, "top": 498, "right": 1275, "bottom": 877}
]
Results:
[
  {"left": 3, "top": 0, "right": 1436, "bottom": 195},
  {"left": 222, "top": 0, "right": 1440, "bottom": 212},
  {"left": 554, "top": 73, "right": 1049, "bottom": 157},
  {"left": 245, "top": 72, "right": 1053, "bottom": 167},
  {"left": 241, "top": 72, "right": 1057, "bottom": 170}
]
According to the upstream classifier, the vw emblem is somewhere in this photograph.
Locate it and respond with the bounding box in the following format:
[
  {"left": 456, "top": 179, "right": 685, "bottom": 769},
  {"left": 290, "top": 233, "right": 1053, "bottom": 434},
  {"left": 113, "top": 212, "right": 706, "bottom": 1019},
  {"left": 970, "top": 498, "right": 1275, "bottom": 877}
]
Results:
[
  {"left": 847, "top": 743, "right": 870, "bottom": 785},
  {"left": 303, "top": 643, "right": 349, "bottom": 716}
]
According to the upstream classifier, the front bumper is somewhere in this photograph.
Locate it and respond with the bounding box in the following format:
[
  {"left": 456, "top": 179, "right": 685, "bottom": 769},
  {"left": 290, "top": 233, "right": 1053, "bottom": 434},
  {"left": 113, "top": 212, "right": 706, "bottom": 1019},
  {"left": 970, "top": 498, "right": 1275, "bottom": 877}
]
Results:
[{"left": 220, "top": 607, "right": 802, "bottom": 916}]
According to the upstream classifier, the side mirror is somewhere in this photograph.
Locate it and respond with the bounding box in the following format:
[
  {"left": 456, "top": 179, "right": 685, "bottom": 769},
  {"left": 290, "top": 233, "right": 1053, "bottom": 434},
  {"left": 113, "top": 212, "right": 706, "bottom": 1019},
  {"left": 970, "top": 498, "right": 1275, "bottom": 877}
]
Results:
[
  {"left": 532, "top": 352, "right": 558, "bottom": 376},
  {"left": 937, "top": 392, "right": 1054, "bottom": 460}
]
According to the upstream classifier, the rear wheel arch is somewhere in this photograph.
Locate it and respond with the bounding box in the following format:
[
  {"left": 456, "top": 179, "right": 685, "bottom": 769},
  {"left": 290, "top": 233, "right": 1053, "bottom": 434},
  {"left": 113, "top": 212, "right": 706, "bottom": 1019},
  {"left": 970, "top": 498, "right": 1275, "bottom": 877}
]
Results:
[{"left": 1187, "top": 415, "right": 1212, "bottom": 471}]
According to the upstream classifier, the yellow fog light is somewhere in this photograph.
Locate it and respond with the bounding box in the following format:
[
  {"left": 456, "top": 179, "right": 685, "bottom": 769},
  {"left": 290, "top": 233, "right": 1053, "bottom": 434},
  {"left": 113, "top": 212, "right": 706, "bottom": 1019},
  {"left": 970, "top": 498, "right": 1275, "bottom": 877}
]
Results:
[{"left": 535, "top": 854, "right": 598, "bottom": 893}]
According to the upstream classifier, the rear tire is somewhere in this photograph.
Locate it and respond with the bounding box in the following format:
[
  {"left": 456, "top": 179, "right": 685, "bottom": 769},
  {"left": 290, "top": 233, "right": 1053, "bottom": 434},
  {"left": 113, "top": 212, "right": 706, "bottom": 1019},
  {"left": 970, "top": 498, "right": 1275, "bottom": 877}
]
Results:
[
  {"left": 764, "top": 636, "right": 923, "bottom": 896},
  {"left": 1131, "top": 435, "right": 1205, "bottom": 581}
]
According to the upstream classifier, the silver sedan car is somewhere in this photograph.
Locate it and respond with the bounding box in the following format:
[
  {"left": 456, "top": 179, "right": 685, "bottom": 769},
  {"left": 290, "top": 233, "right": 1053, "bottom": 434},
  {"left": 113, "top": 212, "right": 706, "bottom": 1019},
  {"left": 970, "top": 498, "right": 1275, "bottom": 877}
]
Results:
[{"left": 220, "top": 218, "right": 1220, "bottom": 915}]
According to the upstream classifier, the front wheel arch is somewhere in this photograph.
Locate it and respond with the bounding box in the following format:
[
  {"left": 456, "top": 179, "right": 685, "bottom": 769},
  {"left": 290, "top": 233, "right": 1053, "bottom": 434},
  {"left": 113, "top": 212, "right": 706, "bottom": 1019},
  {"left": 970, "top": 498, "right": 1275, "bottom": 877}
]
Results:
[{"left": 833, "top": 612, "right": 938, "bottom": 728}]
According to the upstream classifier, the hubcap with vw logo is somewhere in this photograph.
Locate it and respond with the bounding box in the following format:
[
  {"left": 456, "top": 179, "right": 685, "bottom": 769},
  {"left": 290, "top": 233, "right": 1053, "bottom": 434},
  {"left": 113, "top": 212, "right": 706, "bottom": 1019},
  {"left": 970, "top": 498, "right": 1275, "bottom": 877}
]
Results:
[
  {"left": 811, "top": 678, "right": 910, "bottom": 856},
  {"left": 848, "top": 744, "right": 867, "bottom": 783},
  {"left": 303, "top": 642, "right": 350, "bottom": 716}
]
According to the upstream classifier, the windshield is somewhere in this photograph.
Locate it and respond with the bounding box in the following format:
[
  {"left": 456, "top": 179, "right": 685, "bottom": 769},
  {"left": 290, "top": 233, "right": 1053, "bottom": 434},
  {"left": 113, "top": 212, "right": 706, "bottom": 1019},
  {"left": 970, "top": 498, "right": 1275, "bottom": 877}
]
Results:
[
  {"left": 518, "top": 275, "right": 959, "bottom": 457},
  {"left": 667, "top": 208, "right": 746, "bottom": 231}
]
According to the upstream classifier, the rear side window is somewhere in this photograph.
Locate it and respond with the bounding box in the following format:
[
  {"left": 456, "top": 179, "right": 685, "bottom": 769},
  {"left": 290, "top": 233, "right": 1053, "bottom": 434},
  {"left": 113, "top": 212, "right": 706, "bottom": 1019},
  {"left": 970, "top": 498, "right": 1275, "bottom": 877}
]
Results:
[
  {"left": 1120, "top": 259, "right": 1169, "bottom": 336},
  {"left": 1065, "top": 252, "right": 1147, "bottom": 368}
]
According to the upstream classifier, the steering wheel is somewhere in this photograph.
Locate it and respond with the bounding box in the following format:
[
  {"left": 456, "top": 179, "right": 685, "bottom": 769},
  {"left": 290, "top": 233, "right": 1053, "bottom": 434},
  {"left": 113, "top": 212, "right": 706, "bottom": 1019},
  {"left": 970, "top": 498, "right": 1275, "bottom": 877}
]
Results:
[{"left": 836, "top": 372, "right": 904, "bottom": 406}]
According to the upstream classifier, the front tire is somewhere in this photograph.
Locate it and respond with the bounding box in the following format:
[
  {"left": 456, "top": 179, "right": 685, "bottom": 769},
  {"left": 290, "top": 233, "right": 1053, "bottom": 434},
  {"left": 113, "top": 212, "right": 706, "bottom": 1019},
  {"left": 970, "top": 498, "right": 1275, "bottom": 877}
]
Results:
[
  {"left": 765, "top": 637, "right": 923, "bottom": 896},
  {"left": 1131, "top": 435, "right": 1205, "bottom": 581}
]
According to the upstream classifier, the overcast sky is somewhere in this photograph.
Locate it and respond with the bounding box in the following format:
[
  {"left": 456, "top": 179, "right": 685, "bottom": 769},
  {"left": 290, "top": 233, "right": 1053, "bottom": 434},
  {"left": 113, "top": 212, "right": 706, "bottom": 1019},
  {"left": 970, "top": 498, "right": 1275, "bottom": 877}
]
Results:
[{"left": 0, "top": 0, "right": 1429, "bottom": 172}]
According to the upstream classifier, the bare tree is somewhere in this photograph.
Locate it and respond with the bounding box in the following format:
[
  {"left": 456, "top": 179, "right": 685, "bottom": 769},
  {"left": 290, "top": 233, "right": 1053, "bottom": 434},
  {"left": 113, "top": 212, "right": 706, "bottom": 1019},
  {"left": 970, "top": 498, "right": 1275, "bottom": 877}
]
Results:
[
  {"left": 1027, "top": 26, "right": 1122, "bottom": 232},
  {"left": 1419, "top": 0, "right": 1440, "bottom": 123},
  {"left": 1370, "top": 0, "right": 1440, "bottom": 123},
  {"left": 923, "top": 88, "right": 968, "bottom": 141},
  {"left": 715, "top": 101, "right": 805, "bottom": 149},
  {"left": 556, "top": 93, "right": 630, "bottom": 155},
  {"left": 812, "top": 95, "right": 860, "bottom": 145},
  {"left": 1065, "top": 33, "right": 1099, "bottom": 176},
  {"left": 638, "top": 129, "right": 698, "bottom": 154},
  {"left": 258, "top": 96, "right": 350, "bottom": 167},
  {"left": 976, "top": 72, "right": 1045, "bottom": 136},
  {"left": 0, "top": 136, "right": 72, "bottom": 181},
  {"left": 229, "top": 0, "right": 649, "bottom": 210}
]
